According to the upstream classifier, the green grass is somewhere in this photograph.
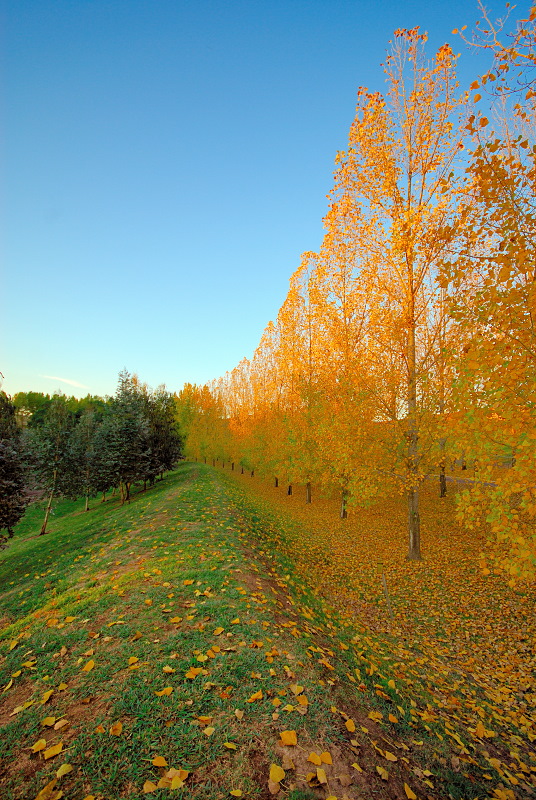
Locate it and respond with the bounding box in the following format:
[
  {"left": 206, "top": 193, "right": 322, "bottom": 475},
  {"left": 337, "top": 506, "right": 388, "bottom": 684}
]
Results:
[{"left": 0, "top": 463, "right": 513, "bottom": 799}]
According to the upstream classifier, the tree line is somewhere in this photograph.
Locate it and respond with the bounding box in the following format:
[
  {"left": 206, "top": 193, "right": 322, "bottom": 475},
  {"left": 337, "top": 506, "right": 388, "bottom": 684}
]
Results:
[
  {"left": 0, "top": 370, "right": 183, "bottom": 547},
  {"left": 176, "top": 13, "right": 536, "bottom": 583}
]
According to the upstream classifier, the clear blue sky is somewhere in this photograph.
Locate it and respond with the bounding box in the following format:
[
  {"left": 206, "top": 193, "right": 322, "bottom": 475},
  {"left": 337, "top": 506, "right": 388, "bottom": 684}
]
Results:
[{"left": 2, "top": 0, "right": 511, "bottom": 398}]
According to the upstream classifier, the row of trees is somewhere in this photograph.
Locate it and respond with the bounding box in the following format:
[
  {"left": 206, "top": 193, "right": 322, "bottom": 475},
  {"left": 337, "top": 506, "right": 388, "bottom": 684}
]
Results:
[
  {"left": 177, "top": 11, "right": 536, "bottom": 582},
  {"left": 0, "top": 371, "right": 183, "bottom": 546}
]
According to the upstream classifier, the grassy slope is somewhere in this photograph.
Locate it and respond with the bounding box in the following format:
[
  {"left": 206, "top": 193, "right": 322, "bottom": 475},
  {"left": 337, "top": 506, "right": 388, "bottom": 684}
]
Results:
[{"left": 0, "top": 463, "right": 533, "bottom": 800}]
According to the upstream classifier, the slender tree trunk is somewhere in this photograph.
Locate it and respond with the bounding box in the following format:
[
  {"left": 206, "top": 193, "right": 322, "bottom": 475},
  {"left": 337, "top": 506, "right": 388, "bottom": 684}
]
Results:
[
  {"left": 250, "top": 469, "right": 254, "bottom": 477},
  {"left": 274, "top": 477, "right": 278, "bottom": 488},
  {"left": 406, "top": 288, "right": 422, "bottom": 560},
  {"left": 101, "top": 491, "right": 106, "bottom": 503},
  {"left": 232, "top": 463, "right": 234, "bottom": 470},
  {"left": 306, "top": 482, "right": 312, "bottom": 504},
  {"left": 287, "top": 484, "right": 292, "bottom": 495},
  {"left": 40, "top": 470, "right": 57, "bottom": 535},
  {"left": 340, "top": 489, "right": 348, "bottom": 519},
  {"left": 241, "top": 466, "right": 244, "bottom": 474},
  {"left": 439, "top": 465, "right": 447, "bottom": 498},
  {"left": 85, "top": 492, "right": 90, "bottom": 512}
]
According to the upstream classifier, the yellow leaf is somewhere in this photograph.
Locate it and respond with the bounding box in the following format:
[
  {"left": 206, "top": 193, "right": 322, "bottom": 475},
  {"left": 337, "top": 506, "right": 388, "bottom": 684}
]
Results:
[
  {"left": 128, "top": 656, "right": 139, "bottom": 665},
  {"left": 81, "top": 659, "right": 94, "bottom": 672},
  {"left": 280, "top": 730, "right": 297, "bottom": 746},
  {"left": 307, "top": 752, "right": 322, "bottom": 765},
  {"left": 352, "top": 761, "right": 363, "bottom": 772},
  {"left": 230, "top": 791, "right": 242, "bottom": 797},
  {"left": 384, "top": 750, "right": 398, "bottom": 762},
  {"left": 56, "top": 764, "right": 73, "bottom": 778},
  {"left": 155, "top": 687, "right": 173, "bottom": 696},
  {"left": 368, "top": 710, "right": 383, "bottom": 722},
  {"left": 224, "top": 742, "right": 238, "bottom": 749},
  {"left": 31, "top": 738, "right": 47, "bottom": 753},
  {"left": 231, "top": 617, "right": 240, "bottom": 624},
  {"left": 42, "top": 717, "right": 56, "bottom": 727},
  {"left": 387, "top": 679, "right": 395, "bottom": 689},
  {"left": 143, "top": 781, "right": 157, "bottom": 793},
  {"left": 376, "top": 765, "right": 388, "bottom": 780},
  {"left": 316, "top": 767, "right": 327, "bottom": 784},
  {"left": 9, "top": 639, "right": 18, "bottom": 651},
  {"left": 54, "top": 719, "right": 68, "bottom": 730},
  {"left": 404, "top": 783, "right": 417, "bottom": 800},
  {"left": 42, "top": 690, "right": 54, "bottom": 704},
  {"left": 170, "top": 616, "right": 182, "bottom": 623},
  {"left": 345, "top": 718, "right": 356, "bottom": 732},
  {"left": 109, "top": 721, "right": 123, "bottom": 735},
  {"left": 269, "top": 764, "right": 285, "bottom": 783},
  {"left": 152, "top": 756, "right": 168, "bottom": 767},
  {"left": 289, "top": 684, "right": 304, "bottom": 695},
  {"left": 247, "top": 690, "right": 263, "bottom": 702},
  {"left": 320, "top": 751, "right": 333, "bottom": 764},
  {"left": 234, "top": 709, "right": 244, "bottom": 720},
  {"left": 95, "top": 724, "right": 105, "bottom": 733},
  {"left": 58, "top": 682, "right": 67, "bottom": 691},
  {"left": 475, "top": 721, "right": 486, "bottom": 738},
  {"left": 388, "top": 713, "right": 398, "bottom": 723},
  {"left": 183, "top": 579, "right": 194, "bottom": 585},
  {"left": 44, "top": 742, "right": 63, "bottom": 760},
  {"left": 214, "top": 627, "right": 224, "bottom": 635},
  {"left": 132, "top": 631, "right": 143, "bottom": 641},
  {"left": 203, "top": 726, "right": 215, "bottom": 736}
]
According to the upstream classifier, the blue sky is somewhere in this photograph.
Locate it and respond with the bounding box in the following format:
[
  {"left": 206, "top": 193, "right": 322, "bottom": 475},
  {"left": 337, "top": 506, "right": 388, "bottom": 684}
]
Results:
[{"left": 2, "top": 0, "right": 512, "bottom": 398}]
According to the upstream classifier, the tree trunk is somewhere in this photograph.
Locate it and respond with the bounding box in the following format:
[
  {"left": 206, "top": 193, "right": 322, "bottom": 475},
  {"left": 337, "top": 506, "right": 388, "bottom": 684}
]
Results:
[
  {"left": 340, "top": 489, "right": 348, "bottom": 519},
  {"left": 406, "top": 287, "right": 422, "bottom": 560},
  {"left": 250, "top": 469, "right": 254, "bottom": 477},
  {"left": 274, "top": 477, "right": 278, "bottom": 488},
  {"left": 232, "top": 463, "right": 234, "bottom": 470},
  {"left": 306, "top": 482, "right": 312, "bottom": 504},
  {"left": 101, "top": 491, "right": 106, "bottom": 503},
  {"left": 40, "top": 476, "right": 56, "bottom": 535},
  {"left": 85, "top": 492, "right": 90, "bottom": 512},
  {"left": 287, "top": 484, "right": 292, "bottom": 495},
  {"left": 241, "top": 466, "right": 244, "bottom": 474},
  {"left": 439, "top": 465, "right": 447, "bottom": 498}
]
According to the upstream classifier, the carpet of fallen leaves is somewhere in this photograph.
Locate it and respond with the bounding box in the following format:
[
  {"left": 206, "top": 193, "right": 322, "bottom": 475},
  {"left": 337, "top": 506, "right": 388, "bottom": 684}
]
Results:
[
  {"left": 0, "top": 463, "right": 535, "bottom": 800},
  {"left": 222, "top": 466, "right": 536, "bottom": 799}
]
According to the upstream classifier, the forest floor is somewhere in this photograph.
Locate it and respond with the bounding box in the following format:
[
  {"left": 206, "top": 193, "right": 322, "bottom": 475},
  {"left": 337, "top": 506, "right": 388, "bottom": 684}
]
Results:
[{"left": 0, "top": 462, "right": 534, "bottom": 800}]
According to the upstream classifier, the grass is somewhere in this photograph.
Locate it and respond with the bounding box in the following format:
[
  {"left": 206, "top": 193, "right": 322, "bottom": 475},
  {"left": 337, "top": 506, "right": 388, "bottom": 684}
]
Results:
[{"left": 0, "top": 462, "right": 533, "bottom": 800}]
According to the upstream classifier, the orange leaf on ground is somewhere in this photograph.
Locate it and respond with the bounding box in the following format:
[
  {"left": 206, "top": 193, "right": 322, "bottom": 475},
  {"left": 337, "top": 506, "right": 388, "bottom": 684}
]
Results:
[{"left": 279, "top": 730, "right": 297, "bottom": 746}]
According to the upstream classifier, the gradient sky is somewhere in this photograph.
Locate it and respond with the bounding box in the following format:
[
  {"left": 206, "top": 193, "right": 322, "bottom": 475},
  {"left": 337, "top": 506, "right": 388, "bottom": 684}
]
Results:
[{"left": 2, "top": 0, "right": 512, "bottom": 399}]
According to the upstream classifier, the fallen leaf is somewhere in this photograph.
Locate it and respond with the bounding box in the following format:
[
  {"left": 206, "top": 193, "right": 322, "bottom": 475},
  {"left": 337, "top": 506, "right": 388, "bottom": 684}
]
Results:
[
  {"left": 247, "top": 690, "right": 263, "bottom": 702},
  {"left": 307, "top": 752, "right": 322, "bottom": 765},
  {"left": 44, "top": 742, "right": 63, "bottom": 760},
  {"left": 42, "top": 690, "right": 54, "bottom": 704},
  {"left": 81, "top": 660, "right": 94, "bottom": 672},
  {"left": 376, "top": 765, "right": 388, "bottom": 781},
  {"left": 155, "top": 687, "right": 173, "bottom": 696},
  {"left": 279, "top": 730, "right": 297, "bottom": 746},
  {"left": 56, "top": 764, "right": 73, "bottom": 778},
  {"left": 143, "top": 781, "right": 157, "bottom": 793},
  {"left": 404, "top": 783, "right": 417, "bottom": 799},
  {"left": 320, "top": 751, "right": 333, "bottom": 764},
  {"left": 163, "top": 666, "right": 175, "bottom": 673},
  {"left": 152, "top": 756, "right": 168, "bottom": 767},
  {"left": 109, "top": 721, "right": 123, "bottom": 736},
  {"left": 316, "top": 767, "right": 328, "bottom": 784},
  {"left": 384, "top": 750, "right": 398, "bottom": 762},
  {"left": 224, "top": 742, "right": 238, "bottom": 749},
  {"left": 269, "top": 764, "right": 285, "bottom": 783},
  {"left": 203, "top": 726, "right": 215, "bottom": 736},
  {"left": 368, "top": 710, "right": 383, "bottom": 722},
  {"left": 214, "top": 627, "right": 224, "bottom": 635},
  {"left": 31, "top": 738, "right": 47, "bottom": 753},
  {"left": 234, "top": 709, "right": 244, "bottom": 720},
  {"left": 388, "top": 713, "right": 398, "bottom": 723},
  {"left": 95, "top": 724, "right": 105, "bottom": 733},
  {"left": 42, "top": 717, "right": 56, "bottom": 727},
  {"left": 230, "top": 792, "right": 242, "bottom": 798},
  {"left": 345, "top": 718, "right": 356, "bottom": 732},
  {"left": 54, "top": 719, "right": 68, "bottom": 730}
]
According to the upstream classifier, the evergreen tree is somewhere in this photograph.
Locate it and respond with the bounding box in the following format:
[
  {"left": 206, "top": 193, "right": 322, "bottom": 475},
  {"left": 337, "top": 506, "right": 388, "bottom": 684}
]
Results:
[{"left": 0, "top": 393, "right": 26, "bottom": 546}]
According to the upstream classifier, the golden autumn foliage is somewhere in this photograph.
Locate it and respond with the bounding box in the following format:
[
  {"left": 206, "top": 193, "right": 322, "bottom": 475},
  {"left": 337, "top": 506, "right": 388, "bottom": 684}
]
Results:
[{"left": 177, "top": 12, "right": 536, "bottom": 581}]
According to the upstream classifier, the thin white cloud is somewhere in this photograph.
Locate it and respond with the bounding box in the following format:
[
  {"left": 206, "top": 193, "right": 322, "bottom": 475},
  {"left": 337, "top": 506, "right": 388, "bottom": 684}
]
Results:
[{"left": 41, "top": 375, "right": 90, "bottom": 390}]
